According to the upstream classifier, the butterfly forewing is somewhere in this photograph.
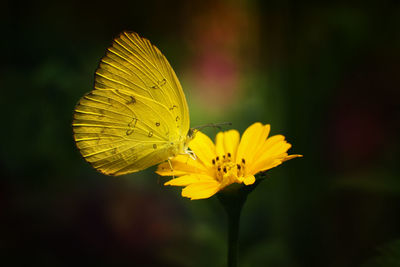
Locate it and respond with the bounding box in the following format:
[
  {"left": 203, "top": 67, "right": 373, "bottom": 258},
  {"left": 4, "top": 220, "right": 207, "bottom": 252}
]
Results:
[
  {"left": 97, "top": 32, "right": 189, "bottom": 133},
  {"left": 73, "top": 32, "right": 190, "bottom": 175}
]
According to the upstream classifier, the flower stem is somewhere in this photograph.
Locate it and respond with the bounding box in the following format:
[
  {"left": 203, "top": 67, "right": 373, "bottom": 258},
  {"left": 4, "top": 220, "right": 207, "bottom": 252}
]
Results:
[
  {"left": 226, "top": 197, "right": 244, "bottom": 267},
  {"left": 218, "top": 180, "right": 263, "bottom": 267},
  {"left": 218, "top": 185, "right": 247, "bottom": 267}
]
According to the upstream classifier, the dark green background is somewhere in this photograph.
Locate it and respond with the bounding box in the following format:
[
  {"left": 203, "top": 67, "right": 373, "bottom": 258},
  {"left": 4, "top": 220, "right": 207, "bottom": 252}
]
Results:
[{"left": 2, "top": 0, "right": 399, "bottom": 266}]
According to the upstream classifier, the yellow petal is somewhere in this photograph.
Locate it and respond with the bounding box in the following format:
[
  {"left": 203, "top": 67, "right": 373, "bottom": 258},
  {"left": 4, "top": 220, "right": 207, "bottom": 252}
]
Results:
[
  {"left": 251, "top": 142, "right": 290, "bottom": 170},
  {"left": 248, "top": 136, "right": 294, "bottom": 173},
  {"left": 164, "top": 174, "right": 214, "bottom": 186},
  {"left": 236, "top": 123, "right": 262, "bottom": 162},
  {"left": 223, "top": 130, "right": 240, "bottom": 161},
  {"left": 182, "top": 181, "right": 221, "bottom": 200},
  {"left": 253, "top": 134, "right": 285, "bottom": 160},
  {"left": 250, "top": 157, "right": 284, "bottom": 174},
  {"left": 236, "top": 123, "right": 270, "bottom": 165},
  {"left": 249, "top": 153, "right": 302, "bottom": 174},
  {"left": 156, "top": 155, "right": 209, "bottom": 176},
  {"left": 283, "top": 154, "right": 303, "bottom": 162},
  {"left": 243, "top": 174, "right": 255, "bottom": 185},
  {"left": 264, "top": 140, "right": 292, "bottom": 156},
  {"left": 248, "top": 124, "right": 271, "bottom": 162},
  {"left": 156, "top": 162, "right": 188, "bottom": 176},
  {"left": 172, "top": 154, "right": 209, "bottom": 171},
  {"left": 188, "top": 131, "right": 216, "bottom": 167},
  {"left": 264, "top": 134, "right": 285, "bottom": 147},
  {"left": 215, "top": 132, "right": 225, "bottom": 157}
]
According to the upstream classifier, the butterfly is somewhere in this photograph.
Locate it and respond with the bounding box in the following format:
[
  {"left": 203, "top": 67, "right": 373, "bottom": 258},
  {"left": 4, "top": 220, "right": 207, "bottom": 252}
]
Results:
[{"left": 72, "top": 32, "right": 193, "bottom": 175}]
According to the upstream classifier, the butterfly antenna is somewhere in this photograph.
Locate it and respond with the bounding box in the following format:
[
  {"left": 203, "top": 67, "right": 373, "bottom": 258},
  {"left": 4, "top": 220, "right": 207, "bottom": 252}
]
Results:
[{"left": 193, "top": 122, "right": 232, "bottom": 131}]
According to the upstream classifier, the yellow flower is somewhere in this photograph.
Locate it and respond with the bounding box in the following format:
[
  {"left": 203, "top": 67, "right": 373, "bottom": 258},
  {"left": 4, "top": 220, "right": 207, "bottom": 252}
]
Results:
[{"left": 156, "top": 122, "right": 302, "bottom": 200}]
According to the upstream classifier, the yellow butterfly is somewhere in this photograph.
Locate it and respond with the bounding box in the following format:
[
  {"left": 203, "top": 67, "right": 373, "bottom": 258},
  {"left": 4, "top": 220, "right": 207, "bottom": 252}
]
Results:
[{"left": 72, "top": 32, "right": 193, "bottom": 175}]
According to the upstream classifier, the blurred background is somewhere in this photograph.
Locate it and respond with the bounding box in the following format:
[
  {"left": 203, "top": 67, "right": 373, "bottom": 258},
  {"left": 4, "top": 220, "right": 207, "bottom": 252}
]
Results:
[{"left": 1, "top": 0, "right": 399, "bottom": 266}]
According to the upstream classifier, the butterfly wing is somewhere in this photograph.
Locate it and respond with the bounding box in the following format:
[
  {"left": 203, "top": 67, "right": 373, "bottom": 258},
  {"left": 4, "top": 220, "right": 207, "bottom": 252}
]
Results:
[{"left": 72, "top": 32, "right": 189, "bottom": 175}]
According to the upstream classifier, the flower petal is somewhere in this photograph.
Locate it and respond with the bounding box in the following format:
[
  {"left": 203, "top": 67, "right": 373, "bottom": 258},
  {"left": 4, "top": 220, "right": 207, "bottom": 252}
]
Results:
[
  {"left": 250, "top": 157, "right": 284, "bottom": 174},
  {"left": 164, "top": 174, "right": 214, "bottom": 186},
  {"left": 236, "top": 123, "right": 262, "bottom": 162},
  {"left": 223, "top": 130, "right": 240, "bottom": 161},
  {"left": 236, "top": 123, "right": 270, "bottom": 165},
  {"left": 283, "top": 154, "right": 303, "bottom": 162},
  {"left": 156, "top": 155, "right": 209, "bottom": 176},
  {"left": 188, "top": 131, "right": 216, "bottom": 167},
  {"left": 253, "top": 134, "right": 285, "bottom": 160},
  {"left": 243, "top": 174, "right": 255, "bottom": 185},
  {"left": 248, "top": 135, "right": 295, "bottom": 174},
  {"left": 249, "top": 153, "right": 302, "bottom": 174},
  {"left": 263, "top": 137, "right": 291, "bottom": 156},
  {"left": 215, "top": 132, "right": 225, "bottom": 157},
  {"left": 156, "top": 163, "right": 187, "bottom": 176},
  {"left": 181, "top": 181, "right": 221, "bottom": 200}
]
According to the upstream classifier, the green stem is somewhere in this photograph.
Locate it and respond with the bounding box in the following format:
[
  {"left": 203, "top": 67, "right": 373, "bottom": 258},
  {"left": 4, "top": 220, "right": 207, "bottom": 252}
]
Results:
[
  {"left": 218, "top": 186, "right": 247, "bottom": 267},
  {"left": 226, "top": 199, "right": 244, "bottom": 267},
  {"left": 218, "top": 179, "right": 263, "bottom": 267}
]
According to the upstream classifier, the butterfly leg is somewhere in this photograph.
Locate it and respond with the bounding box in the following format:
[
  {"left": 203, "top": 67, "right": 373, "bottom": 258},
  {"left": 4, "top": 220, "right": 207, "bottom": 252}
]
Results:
[
  {"left": 185, "top": 148, "right": 197, "bottom": 161},
  {"left": 168, "top": 159, "right": 175, "bottom": 179}
]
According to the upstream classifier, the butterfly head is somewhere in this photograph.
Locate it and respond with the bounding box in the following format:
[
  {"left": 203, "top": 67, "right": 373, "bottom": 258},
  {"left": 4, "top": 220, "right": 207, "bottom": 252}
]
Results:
[
  {"left": 166, "top": 128, "right": 196, "bottom": 160},
  {"left": 182, "top": 128, "right": 197, "bottom": 160}
]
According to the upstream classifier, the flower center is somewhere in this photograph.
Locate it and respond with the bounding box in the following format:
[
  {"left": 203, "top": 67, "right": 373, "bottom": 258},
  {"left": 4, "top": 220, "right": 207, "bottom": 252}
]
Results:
[{"left": 211, "top": 153, "right": 246, "bottom": 186}]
